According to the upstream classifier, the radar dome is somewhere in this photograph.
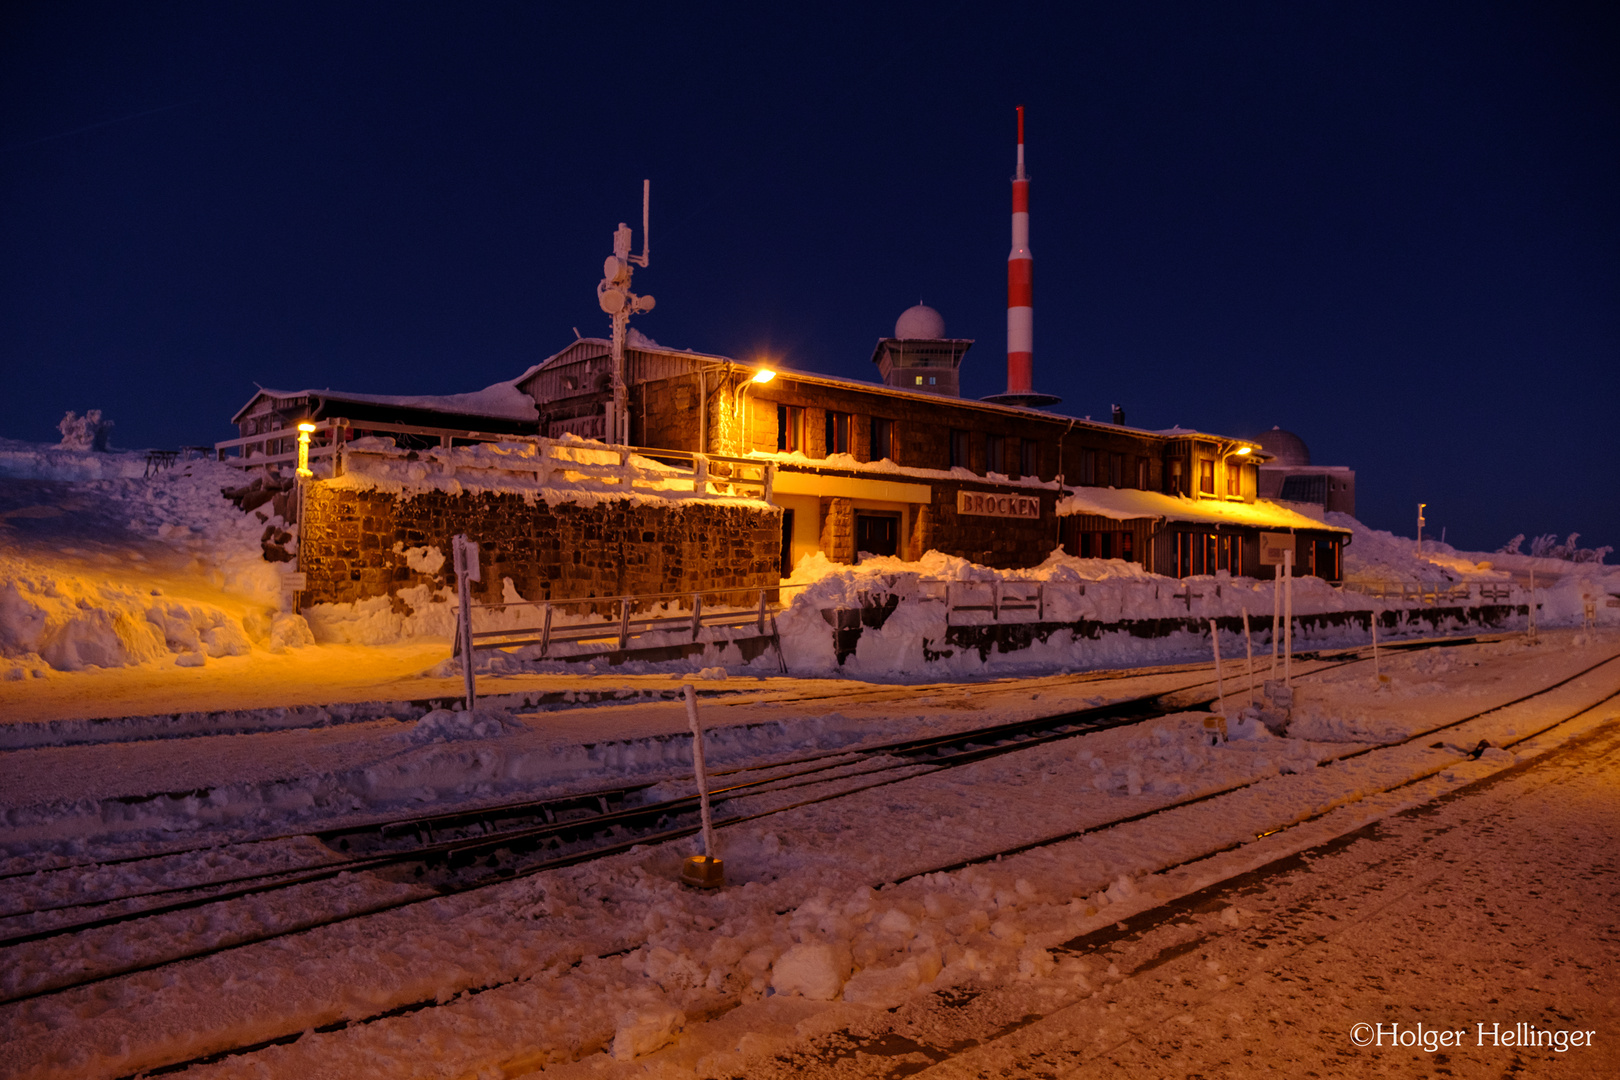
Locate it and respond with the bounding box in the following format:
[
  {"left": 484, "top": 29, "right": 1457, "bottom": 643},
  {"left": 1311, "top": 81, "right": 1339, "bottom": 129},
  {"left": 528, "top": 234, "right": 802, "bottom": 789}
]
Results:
[
  {"left": 895, "top": 303, "right": 946, "bottom": 340},
  {"left": 1256, "top": 426, "right": 1310, "bottom": 467}
]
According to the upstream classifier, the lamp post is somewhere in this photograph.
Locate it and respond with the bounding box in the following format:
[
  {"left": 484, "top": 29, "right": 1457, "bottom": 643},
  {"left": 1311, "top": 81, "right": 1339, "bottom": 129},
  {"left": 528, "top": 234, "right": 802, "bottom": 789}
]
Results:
[
  {"left": 1416, "top": 503, "right": 1427, "bottom": 556},
  {"left": 295, "top": 421, "right": 316, "bottom": 478},
  {"left": 733, "top": 368, "right": 776, "bottom": 454}
]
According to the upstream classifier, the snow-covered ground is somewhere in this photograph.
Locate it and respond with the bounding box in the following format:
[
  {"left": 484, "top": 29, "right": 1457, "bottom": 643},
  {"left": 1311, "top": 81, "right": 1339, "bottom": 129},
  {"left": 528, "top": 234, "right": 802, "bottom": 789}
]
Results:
[
  {"left": 2, "top": 440, "right": 1618, "bottom": 1077},
  {"left": 0, "top": 628, "right": 1616, "bottom": 1078}
]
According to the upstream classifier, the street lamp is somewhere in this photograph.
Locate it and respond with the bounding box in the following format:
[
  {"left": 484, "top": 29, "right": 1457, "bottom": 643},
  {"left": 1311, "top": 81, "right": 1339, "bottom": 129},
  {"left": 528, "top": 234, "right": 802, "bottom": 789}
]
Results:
[
  {"left": 1416, "top": 503, "right": 1427, "bottom": 556},
  {"left": 295, "top": 421, "right": 317, "bottom": 477}
]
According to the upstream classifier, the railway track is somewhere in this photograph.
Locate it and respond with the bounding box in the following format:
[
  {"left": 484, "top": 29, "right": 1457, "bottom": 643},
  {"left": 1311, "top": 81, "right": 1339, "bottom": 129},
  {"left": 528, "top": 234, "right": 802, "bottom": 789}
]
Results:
[
  {"left": 0, "top": 638, "right": 1562, "bottom": 1017},
  {"left": 81, "top": 640, "right": 1620, "bottom": 1080},
  {"left": 5, "top": 641, "right": 1592, "bottom": 1077}
]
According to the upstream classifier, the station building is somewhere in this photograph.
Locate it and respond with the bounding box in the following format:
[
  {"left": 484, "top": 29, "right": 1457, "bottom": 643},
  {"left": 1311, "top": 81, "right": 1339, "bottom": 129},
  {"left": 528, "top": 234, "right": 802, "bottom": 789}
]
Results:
[
  {"left": 508, "top": 304, "right": 1346, "bottom": 582},
  {"left": 224, "top": 307, "right": 1347, "bottom": 586}
]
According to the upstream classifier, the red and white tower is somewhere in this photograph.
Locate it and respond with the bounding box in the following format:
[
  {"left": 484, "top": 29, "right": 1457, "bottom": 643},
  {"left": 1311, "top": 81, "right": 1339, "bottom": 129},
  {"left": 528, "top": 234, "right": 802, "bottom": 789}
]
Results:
[{"left": 985, "top": 105, "right": 1060, "bottom": 407}]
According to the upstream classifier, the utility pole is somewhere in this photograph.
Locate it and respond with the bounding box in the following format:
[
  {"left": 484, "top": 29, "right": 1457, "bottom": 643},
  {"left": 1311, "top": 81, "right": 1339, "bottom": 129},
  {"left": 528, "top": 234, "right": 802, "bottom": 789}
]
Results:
[{"left": 1416, "top": 503, "right": 1426, "bottom": 557}]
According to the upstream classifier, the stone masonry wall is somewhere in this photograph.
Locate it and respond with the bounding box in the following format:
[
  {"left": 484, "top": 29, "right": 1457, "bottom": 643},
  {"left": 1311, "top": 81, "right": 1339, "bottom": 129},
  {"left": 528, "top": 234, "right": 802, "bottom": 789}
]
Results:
[{"left": 300, "top": 485, "right": 783, "bottom": 607}]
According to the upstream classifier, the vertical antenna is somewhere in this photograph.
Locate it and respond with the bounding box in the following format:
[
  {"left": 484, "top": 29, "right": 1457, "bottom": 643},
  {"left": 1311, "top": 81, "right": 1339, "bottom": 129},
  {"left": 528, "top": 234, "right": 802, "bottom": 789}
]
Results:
[
  {"left": 633, "top": 179, "right": 651, "bottom": 268},
  {"left": 1016, "top": 104, "right": 1025, "bottom": 180}
]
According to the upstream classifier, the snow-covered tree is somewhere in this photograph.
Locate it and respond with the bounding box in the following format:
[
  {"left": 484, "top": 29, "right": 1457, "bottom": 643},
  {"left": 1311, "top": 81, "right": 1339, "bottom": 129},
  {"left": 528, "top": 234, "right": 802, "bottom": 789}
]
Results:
[
  {"left": 1496, "top": 534, "right": 1524, "bottom": 555},
  {"left": 57, "top": 409, "right": 114, "bottom": 451},
  {"left": 1528, "top": 533, "right": 1558, "bottom": 558}
]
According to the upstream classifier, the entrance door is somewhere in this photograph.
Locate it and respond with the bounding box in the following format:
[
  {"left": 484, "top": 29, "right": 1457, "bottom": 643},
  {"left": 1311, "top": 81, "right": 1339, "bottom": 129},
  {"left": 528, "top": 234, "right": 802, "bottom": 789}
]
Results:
[{"left": 854, "top": 513, "right": 900, "bottom": 559}]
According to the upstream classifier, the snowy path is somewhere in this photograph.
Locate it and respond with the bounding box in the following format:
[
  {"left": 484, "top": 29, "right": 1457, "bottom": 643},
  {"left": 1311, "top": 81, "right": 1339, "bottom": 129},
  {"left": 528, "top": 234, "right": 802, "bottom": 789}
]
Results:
[
  {"left": 743, "top": 714, "right": 1620, "bottom": 1078},
  {"left": 0, "top": 631, "right": 1615, "bottom": 1078}
]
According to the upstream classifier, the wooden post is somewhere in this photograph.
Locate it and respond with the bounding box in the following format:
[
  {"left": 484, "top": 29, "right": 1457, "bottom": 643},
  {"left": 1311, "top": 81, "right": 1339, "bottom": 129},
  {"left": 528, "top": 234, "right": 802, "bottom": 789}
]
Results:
[
  {"left": 1372, "top": 614, "right": 1380, "bottom": 681},
  {"left": 618, "top": 597, "right": 631, "bottom": 651},
  {"left": 1242, "top": 609, "right": 1254, "bottom": 706},
  {"left": 756, "top": 588, "right": 766, "bottom": 635},
  {"left": 679, "top": 683, "right": 724, "bottom": 889},
  {"left": 539, "top": 603, "right": 552, "bottom": 658},
  {"left": 691, "top": 594, "right": 703, "bottom": 640},
  {"left": 452, "top": 535, "right": 480, "bottom": 711},
  {"left": 1283, "top": 549, "right": 1294, "bottom": 687}
]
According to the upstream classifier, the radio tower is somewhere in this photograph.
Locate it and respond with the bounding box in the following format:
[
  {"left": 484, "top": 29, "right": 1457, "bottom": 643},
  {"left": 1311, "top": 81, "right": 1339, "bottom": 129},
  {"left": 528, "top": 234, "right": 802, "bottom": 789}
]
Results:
[{"left": 985, "top": 105, "right": 1060, "bottom": 407}]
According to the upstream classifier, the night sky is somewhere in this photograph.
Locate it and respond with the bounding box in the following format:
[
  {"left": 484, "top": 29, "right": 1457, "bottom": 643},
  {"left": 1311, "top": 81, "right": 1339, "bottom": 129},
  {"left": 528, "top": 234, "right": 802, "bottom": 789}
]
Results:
[{"left": 3, "top": 3, "right": 1615, "bottom": 553}]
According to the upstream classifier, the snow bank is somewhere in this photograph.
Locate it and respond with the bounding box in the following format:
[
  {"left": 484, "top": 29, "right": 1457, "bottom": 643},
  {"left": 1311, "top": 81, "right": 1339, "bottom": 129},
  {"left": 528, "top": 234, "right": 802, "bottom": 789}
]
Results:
[{"left": 0, "top": 443, "right": 292, "bottom": 674}]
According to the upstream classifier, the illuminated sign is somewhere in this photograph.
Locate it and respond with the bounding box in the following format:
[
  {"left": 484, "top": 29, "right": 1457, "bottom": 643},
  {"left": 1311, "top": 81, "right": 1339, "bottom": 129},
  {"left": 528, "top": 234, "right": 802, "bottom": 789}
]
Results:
[{"left": 957, "top": 490, "right": 1041, "bottom": 519}]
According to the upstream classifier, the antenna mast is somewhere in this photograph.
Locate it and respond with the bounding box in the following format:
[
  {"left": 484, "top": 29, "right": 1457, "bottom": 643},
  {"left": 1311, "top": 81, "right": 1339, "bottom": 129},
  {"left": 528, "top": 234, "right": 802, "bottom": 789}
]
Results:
[{"left": 597, "top": 180, "right": 656, "bottom": 446}]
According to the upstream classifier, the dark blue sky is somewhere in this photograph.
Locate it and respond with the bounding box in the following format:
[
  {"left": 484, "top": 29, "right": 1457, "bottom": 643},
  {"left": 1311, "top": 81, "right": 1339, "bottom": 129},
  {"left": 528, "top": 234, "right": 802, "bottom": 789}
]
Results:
[{"left": 2, "top": 2, "right": 1615, "bottom": 552}]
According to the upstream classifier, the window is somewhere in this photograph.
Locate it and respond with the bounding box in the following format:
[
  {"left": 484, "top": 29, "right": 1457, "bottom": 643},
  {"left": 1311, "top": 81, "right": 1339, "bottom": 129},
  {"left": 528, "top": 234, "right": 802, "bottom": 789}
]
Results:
[
  {"left": 871, "top": 417, "right": 894, "bottom": 462},
  {"left": 1021, "top": 439, "right": 1039, "bottom": 479},
  {"left": 777, "top": 405, "right": 804, "bottom": 453},
  {"left": 825, "top": 411, "right": 851, "bottom": 456},
  {"left": 1081, "top": 449, "right": 1098, "bottom": 486},
  {"left": 1167, "top": 460, "right": 1183, "bottom": 494},
  {"left": 1199, "top": 458, "right": 1215, "bottom": 495},
  {"left": 1136, "top": 457, "right": 1149, "bottom": 490},
  {"left": 949, "top": 429, "right": 971, "bottom": 469},
  {"left": 986, "top": 435, "right": 1006, "bottom": 475},
  {"left": 915, "top": 375, "right": 924, "bottom": 385},
  {"left": 1227, "top": 460, "right": 1241, "bottom": 497},
  {"left": 1109, "top": 453, "right": 1124, "bottom": 488}
]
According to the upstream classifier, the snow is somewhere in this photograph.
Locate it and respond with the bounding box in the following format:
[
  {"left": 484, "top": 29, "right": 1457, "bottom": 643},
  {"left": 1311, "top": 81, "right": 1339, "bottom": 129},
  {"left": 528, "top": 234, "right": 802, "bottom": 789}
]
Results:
[
  {"left": 244, "top": 378, "right": 539, "bottom": 423},
  {"left": 330, "top": 435, "right": 770, "bottom": 508},
  {"left": 1056, "top": 487, "right": 1345, "bottom": 532},
  {"left": 1, "top": 569, "right": 1616, "bottom": 1078}
]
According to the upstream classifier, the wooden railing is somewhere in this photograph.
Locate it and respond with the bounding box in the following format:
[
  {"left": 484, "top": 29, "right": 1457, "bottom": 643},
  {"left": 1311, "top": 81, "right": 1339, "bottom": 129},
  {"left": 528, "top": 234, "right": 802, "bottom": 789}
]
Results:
[{"left": 456, "top": 583, "right": 810, "bottom": 668}]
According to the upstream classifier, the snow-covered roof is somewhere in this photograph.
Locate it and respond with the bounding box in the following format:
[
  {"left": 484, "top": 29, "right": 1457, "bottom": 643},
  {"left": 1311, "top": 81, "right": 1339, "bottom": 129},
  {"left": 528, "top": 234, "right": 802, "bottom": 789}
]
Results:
[
  {"left": 233, "top": 381, "right": 538, "bottom": 424},
  {"left": 1057, "top": 487, "right": 1350, "bottom": 533}
]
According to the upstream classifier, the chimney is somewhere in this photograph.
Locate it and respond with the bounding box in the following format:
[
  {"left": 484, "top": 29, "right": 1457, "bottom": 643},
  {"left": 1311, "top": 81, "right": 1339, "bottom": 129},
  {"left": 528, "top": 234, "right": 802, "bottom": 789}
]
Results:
[{"left": 1112, "top": 404, "right": 1125, "bottom": 425}]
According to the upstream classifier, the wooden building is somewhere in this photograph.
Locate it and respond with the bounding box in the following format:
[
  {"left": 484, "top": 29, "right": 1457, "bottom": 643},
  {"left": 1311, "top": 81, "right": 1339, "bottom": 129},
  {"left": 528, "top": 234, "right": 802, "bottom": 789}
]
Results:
[{"left": 517, "top": 308, "right": 1349, "bottom": 581}]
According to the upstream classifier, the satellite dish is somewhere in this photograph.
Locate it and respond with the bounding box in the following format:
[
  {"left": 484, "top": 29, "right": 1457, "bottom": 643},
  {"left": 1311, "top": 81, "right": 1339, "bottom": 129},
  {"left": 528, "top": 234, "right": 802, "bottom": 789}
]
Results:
[
  {"left": 603, "top": 255, "right": 625, "bottom": 283},
  {"left": 598, "top": 286, "right": 627, "bottom": 314},
  {"left": 632, "top": 294, "right": 656, "bottom": 313}
]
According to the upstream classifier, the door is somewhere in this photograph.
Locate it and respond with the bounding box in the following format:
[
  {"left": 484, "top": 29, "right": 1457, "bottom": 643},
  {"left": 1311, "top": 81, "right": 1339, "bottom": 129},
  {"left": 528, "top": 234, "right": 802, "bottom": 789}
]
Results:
[{"left": 854, "top": 513, "right": 900, "bottom": 559}]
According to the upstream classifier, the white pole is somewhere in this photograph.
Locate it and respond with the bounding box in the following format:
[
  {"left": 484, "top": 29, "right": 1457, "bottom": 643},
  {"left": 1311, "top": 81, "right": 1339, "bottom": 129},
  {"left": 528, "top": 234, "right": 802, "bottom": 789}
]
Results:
[
  {"left": 683, "top": 684, "right": 716, "bottom": 859},
  {"left": 1283, "top": 549, "right": 1294, "bottom": 687},
  {"left": 1270, "top": 565, "right": 1281, "bottom": 679},
  {"left": 1242, "top": 609, "right": 1254, "bottom": 705},
  {"left": 1528, "top": 567, "right": 1536, "bottom": 644},
  {"left": 1209, "top": 618, "right": 1226, "bottom": 716}
]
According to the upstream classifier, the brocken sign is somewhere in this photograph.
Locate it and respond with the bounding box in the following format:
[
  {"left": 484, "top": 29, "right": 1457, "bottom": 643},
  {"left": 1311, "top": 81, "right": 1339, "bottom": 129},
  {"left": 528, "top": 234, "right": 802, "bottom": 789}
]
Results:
[{"left": 957, "top": 491, "right": 1041, "bottom": 519}]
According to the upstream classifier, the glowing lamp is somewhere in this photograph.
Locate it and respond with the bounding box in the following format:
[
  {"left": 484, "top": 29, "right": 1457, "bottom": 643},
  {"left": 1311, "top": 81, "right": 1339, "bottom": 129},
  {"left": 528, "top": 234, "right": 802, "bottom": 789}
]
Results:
[
  {"left": 295, "top": 421, "right": 316, "bottom": 477},
  {"left": 751, "top": 369, "right": 776, "bottom": 384},
  {"left": 1236, "top": 446, "right": 1252, "bottom": 455}
]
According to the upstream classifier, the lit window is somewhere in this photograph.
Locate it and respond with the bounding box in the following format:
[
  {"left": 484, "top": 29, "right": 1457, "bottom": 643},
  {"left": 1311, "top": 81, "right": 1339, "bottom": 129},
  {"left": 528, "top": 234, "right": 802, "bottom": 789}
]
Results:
[
  {"left": 915, "top": 376, "right": 924, "bottom": 385},
  {"left": 928, "top": 376, "right": 936, "bottom": 385},
  {"left": 1199, "top": 459, "right": 1215, "bottom": 495}
]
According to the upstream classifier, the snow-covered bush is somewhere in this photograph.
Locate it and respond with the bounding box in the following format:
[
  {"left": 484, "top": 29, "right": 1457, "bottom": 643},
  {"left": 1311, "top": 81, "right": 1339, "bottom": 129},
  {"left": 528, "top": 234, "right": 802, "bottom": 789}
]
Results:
[
  {"left": 57, "top": 409, "right": 114, "bottom": 451},
  {"left": 1524, "top": 532, "right": 1610, "bottom": 564}
]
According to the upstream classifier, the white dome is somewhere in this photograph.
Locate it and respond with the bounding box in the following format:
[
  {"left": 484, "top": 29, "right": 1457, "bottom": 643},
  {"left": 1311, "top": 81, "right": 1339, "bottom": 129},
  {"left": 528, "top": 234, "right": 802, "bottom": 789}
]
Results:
[{"left": 894, "top": 303, "right": 946, "bottom": 340}]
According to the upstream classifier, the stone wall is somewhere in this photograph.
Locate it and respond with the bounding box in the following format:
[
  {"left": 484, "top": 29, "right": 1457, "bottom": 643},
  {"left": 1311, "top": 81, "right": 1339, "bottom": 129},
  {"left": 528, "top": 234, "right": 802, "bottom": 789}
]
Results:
[{"left": 299, "top": 485, "right": 782, "bottom": 606}]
